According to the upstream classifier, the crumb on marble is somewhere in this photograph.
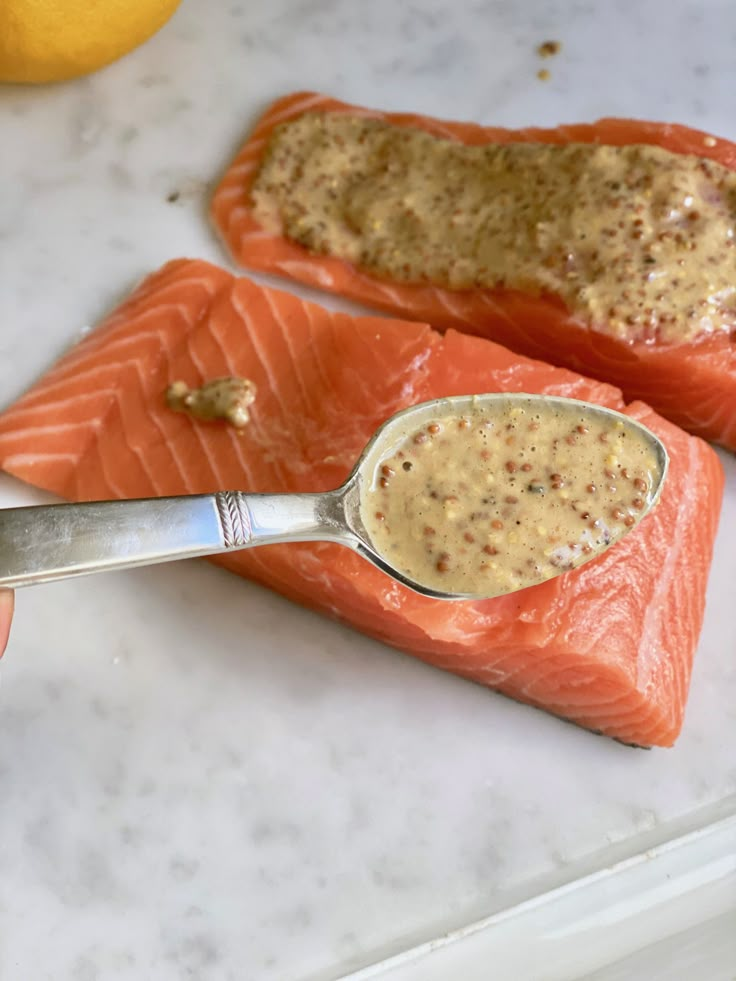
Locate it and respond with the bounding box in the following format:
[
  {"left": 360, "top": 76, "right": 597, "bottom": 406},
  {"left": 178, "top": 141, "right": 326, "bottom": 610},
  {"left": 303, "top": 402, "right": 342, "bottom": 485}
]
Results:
[{"left": 537, "top": 40, "right": 561, "bottom": 58}]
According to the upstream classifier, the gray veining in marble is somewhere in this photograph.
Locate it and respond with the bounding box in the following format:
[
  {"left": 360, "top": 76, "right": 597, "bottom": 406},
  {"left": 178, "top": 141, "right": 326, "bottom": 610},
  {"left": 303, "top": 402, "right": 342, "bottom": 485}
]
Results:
[{"left": 0, "top": 1, "right": 735, "bottom": 978}]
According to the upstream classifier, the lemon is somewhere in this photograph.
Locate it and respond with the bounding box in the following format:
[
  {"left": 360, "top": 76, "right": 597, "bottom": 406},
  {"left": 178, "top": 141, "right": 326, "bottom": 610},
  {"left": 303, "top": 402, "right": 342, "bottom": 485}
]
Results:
[{"left": 0, "top": 0, "right": 181, "bottom": 84}]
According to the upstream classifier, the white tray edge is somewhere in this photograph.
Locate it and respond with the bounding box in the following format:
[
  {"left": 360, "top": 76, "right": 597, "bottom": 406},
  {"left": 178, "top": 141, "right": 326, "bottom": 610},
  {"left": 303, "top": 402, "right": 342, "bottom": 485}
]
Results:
[{"left": 337, "top": 808, "right": 736, "bottom": 981}]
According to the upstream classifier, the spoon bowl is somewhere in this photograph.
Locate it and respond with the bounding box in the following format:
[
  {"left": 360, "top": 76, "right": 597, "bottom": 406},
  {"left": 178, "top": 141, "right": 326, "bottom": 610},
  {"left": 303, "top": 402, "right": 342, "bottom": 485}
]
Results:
[
  {"left": 0, "top": 394, "right": 668, "bottom": 599},
  {"left": 342, "top": 393, "right": 668, "bottom": 599}
]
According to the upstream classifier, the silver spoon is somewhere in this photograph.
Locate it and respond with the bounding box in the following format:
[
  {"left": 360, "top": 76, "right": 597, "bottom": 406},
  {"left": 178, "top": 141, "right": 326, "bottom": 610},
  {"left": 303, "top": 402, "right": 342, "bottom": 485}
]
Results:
[{"left": 0, "top": 394, "right": 667, "bottom": 599}]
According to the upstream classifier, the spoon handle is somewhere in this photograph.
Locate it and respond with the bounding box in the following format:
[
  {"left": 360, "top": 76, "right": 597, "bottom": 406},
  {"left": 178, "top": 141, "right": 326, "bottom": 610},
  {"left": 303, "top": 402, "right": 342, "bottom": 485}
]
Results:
[{"left": 0, "top": 490, "right": 340, "bottom": 588}]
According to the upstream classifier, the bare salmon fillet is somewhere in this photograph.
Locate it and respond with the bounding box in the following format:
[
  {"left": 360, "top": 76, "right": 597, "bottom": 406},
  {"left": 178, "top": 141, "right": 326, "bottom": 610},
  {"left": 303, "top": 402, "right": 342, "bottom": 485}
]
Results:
[
  {"left": 0, "top": 259, "right": 723, "bottom": 746},
  {"left": 211, "top": 91, "right": 736, "bottom": 450}
]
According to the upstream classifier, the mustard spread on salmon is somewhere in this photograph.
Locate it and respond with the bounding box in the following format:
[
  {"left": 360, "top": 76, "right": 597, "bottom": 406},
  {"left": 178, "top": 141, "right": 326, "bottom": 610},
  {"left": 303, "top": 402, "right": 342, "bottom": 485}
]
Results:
[
  {"left": 252, "top": 112, "right": 736, "bottom": 345},
  {"left": 166, "top": 377, "right": 257, "bottom": 428},
  {"left": 361, "top": 400, "right": 661, "bottom": 596}
]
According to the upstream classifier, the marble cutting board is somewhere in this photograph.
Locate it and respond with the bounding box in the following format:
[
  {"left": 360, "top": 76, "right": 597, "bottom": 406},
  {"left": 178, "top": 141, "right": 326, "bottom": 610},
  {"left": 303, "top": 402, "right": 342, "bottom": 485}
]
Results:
[{"left": 0, "top": 1, "right": 734, "bottom": 978}]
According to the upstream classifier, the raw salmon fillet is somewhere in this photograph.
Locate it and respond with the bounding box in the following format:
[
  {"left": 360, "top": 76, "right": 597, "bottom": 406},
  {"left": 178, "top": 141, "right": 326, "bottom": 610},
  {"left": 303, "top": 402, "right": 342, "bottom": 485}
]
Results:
[
  {"left": 0, "top": 259, "right": 723, "bottom": 746},
  {"left": 211, "top": 91, "right": 736, "bottom": 450}
]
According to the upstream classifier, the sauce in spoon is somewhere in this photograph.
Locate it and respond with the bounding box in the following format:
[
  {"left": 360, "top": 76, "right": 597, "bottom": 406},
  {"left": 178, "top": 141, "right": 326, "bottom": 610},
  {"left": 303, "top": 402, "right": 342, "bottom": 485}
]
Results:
[{"left": 360, "top": 396, "right": 664, "bottom": 596}]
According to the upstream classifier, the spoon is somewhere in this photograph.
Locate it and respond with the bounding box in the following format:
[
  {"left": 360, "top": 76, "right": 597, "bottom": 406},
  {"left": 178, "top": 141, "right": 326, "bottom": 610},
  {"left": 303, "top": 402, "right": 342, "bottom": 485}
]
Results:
[{"left": 0, "top": 394, "right": 667, "bottom": 599}]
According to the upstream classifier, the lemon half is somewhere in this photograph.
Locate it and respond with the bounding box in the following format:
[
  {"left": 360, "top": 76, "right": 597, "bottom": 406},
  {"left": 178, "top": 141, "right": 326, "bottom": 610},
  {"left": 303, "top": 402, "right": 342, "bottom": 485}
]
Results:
[{"left": 0, "top": 0, "right": 181, "bottom": 84}]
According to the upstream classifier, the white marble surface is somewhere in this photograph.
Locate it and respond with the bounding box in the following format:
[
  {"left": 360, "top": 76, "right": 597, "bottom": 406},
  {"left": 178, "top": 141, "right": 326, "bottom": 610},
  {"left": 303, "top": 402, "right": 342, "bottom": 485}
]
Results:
[{"left": 0, "top": 1, "right": 734, "bottom": 978}]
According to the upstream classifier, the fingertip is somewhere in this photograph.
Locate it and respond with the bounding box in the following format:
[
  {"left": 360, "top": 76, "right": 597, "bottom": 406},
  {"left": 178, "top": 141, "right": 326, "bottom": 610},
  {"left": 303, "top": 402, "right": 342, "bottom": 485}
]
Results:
[{"left": 0, "top": 590, "right": 15, "bottom": 658}]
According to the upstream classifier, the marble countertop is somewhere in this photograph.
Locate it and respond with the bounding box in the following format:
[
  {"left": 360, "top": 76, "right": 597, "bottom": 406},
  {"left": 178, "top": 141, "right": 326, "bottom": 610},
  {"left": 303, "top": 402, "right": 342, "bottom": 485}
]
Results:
[{"left": 1, "top": 1, "right": 735, "bottom": 978}]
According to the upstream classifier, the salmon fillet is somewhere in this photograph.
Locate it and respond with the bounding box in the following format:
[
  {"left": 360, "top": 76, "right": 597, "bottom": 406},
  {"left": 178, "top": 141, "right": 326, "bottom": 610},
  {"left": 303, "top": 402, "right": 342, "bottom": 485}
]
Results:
[
  {"left": 211, "top": 91, "right": 736, "bottom": 450},
  {"left": 0, "top": 259, "right": 723, "bottom": 746}
]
